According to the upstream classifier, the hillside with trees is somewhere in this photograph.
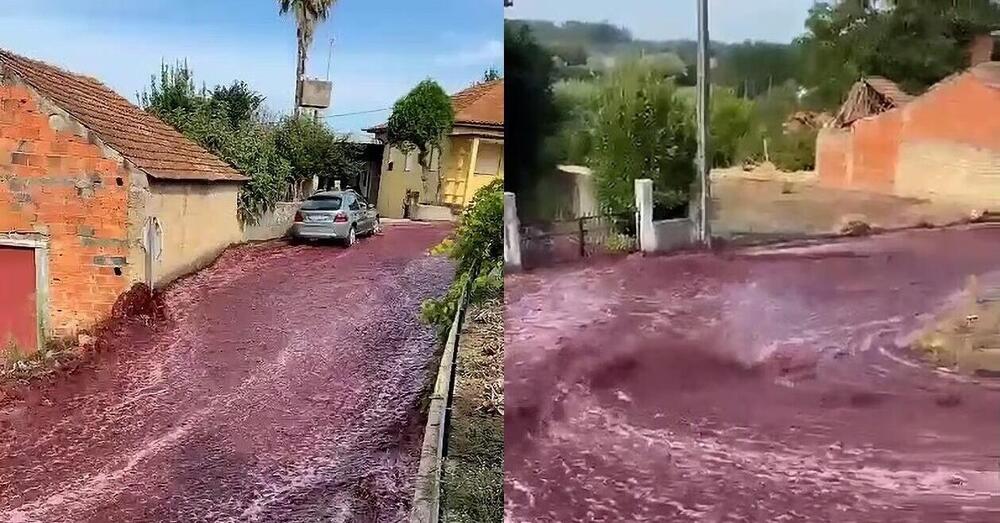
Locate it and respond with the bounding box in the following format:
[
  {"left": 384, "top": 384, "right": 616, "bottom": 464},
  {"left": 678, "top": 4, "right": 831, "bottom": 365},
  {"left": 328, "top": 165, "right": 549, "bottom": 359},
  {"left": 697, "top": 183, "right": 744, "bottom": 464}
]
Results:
[{"left": 506, "top": 1, "right": 1000, "bottom": 218}]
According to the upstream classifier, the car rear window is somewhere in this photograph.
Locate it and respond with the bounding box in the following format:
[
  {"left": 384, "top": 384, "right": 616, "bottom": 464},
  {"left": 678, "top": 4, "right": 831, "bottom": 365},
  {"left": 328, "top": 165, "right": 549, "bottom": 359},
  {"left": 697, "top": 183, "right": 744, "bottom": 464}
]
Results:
[{"left": 300, "top": 196, "right": 343, "bottom": 211}]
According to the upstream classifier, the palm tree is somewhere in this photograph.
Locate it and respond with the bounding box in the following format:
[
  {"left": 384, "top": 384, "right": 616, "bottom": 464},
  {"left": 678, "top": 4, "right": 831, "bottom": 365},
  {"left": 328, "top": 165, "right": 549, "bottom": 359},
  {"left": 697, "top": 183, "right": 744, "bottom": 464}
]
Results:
[{"left": 279, "top": 0, "right": 337, "bottom": 112}]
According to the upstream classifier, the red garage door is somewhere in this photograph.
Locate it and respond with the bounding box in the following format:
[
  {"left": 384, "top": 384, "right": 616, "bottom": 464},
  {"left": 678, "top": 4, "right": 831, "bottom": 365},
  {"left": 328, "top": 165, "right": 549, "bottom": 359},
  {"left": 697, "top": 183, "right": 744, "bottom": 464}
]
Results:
[{"left": 0, "top": 246, "right": 37, "bottom": 354}]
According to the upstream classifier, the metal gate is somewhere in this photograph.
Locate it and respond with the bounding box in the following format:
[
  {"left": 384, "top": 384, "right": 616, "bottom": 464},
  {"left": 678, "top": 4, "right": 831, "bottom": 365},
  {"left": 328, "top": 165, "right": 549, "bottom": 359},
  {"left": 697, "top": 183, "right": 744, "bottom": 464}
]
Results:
[{"left": 520, "top": 210, "right": 637, "bottom": 268}]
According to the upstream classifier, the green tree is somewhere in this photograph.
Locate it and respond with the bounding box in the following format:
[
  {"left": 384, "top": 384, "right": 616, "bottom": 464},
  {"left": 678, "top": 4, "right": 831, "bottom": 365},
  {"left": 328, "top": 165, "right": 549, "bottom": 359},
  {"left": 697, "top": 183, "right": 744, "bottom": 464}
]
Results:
[
  {"left": 385, "top": 79, "right": 455, "bottom": 202},
  {"left": 714, "top": 41, "right": 798, "bottom": 99},
  {"left": 274, "top": 116, "right": 364, "bottom": 195},
  {"left": 421, "top": 180, "right": 503, "bottom": 336},
  {"left": 139, "top": 61, "right": 361, "bottom": 223},
  {"left": 278, "top": 0, "right": 338, "bottom": 110},
  {"left": 211, "top": 81, "right": 265, "bottom": 128},
  {"left": 589, "top": 59, "right": 696, "bottom": 215},
  {"left": 548, "top": 79, "right": 600, "bottom": 165},
  {"left": 797, "top": 0, "right": 1000, "bottom": 107},
  {"left": 481, "top": 68, "right": 503, "bottom": 83},
  {"left": 138, "top": 60, "right": 200, "bottom": 116},
  {"left": 710, "top": 88, "right": 754, "bottom": 168},
  {"left": 549, "top": 43, "right": 589, "bottom": 66},
  {"left": 504, "top": 23, "right": 558, "bottom": 215}
]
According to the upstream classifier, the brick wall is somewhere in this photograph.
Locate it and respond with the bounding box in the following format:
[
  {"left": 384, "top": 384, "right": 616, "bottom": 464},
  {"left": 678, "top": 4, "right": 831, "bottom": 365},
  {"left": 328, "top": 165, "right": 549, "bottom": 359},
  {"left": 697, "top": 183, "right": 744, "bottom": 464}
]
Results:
[
  {"left": 902, "top": 74, "right": 1000, "bottom": 151},
  {"left": 816, "top": 128, "right": 851, "bottom": 189},
  {"left": 894, "top": 74, "right": 1000, "bottom": 205},
  {"left": 816, "top": 71, "right": 1000, "bottom": 203},
  {"left": 0, "top": 82, "right": 132, "bottom": 339},
  {"left": 850, "top": 109, "right": 902, "bottom": 193}
]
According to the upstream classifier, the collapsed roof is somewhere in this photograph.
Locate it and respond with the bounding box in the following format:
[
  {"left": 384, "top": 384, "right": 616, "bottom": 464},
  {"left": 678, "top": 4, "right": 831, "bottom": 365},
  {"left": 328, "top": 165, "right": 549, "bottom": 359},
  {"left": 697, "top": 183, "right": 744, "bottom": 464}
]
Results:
[{"left": 834, "top": 77, "right": 914, "bottom": 128}]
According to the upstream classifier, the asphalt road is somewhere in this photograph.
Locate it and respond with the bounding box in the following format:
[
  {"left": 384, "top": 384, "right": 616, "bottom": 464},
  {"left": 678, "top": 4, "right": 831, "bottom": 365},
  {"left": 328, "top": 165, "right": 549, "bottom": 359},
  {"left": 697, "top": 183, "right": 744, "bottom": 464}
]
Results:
[
  {"left": 505, "top": 225, "right": 1000, "bottom": 522},
  {"left": 0, "top": 223, "right": 452, "bottom": 522}
]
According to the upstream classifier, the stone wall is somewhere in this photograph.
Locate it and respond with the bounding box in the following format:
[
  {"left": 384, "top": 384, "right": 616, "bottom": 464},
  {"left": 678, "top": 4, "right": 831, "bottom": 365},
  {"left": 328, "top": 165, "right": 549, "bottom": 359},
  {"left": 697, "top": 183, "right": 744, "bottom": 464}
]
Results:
[{"left": 242, "top": 201, "right": 298, "bottom": 242}]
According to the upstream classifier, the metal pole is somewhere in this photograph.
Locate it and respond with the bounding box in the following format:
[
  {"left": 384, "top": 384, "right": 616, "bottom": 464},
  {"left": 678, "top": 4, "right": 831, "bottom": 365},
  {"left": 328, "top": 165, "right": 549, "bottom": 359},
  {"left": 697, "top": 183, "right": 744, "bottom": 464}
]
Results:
[{"left": 696, "top": 0, "right": 712, "bottom": 247}]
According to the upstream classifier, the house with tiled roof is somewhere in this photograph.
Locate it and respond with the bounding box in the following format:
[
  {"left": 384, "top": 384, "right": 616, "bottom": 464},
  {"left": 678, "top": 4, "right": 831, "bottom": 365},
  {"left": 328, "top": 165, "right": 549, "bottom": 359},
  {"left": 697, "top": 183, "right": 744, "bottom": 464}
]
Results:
[
  {"left": 0, "top": 49, "right": 247, "bottom": 351},
  {"left": 365, "top": 79, "right": 504, "bottom": 219}
]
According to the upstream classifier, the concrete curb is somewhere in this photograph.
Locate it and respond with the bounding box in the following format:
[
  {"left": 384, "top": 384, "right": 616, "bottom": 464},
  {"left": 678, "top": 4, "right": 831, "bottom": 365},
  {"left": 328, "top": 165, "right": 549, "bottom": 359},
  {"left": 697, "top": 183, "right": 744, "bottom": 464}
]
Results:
[{"left": 410, "top": 283, "right": 471, "bottom": 523}]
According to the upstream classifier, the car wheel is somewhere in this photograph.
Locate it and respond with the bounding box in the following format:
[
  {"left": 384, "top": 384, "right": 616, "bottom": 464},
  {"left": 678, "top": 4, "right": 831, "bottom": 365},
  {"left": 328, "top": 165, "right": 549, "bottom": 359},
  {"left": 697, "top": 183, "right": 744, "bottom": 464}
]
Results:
[
  {"left": 345, "top": 225, "right": 357, "bottom": 247},
  {"left": 372, "top": 216, "right": 381, "bottom": 235}
]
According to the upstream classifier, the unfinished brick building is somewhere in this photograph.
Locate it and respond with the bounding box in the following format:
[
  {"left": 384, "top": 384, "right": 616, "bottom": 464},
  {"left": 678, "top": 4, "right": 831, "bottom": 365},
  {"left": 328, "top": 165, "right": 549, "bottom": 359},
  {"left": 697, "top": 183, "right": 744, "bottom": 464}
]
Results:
[
  {"left": 818, "top": 58, "right": 1000, "bottom": 206},
  {"left": 0, "top": 50, "right": 247, "bottom": 353}
]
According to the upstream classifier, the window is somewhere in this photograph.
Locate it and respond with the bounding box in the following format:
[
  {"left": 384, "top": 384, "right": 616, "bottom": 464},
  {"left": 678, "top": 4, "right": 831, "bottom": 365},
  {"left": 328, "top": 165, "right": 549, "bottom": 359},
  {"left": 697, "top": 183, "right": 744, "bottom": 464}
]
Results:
[
  {"left": 356, "top": 194, "right": 369, "bottom": 208},
  {"left": 475, "top": 142, "right": 503, "bottom": 175},
  {"left": 387, "top": 160, "right": 394, "bottom": 172},
  {"left": 348, "top": 196, "right": 361, "bottom": 211},
  {"left": 301, "top": 195, "right": 343, "bottom": 210}
]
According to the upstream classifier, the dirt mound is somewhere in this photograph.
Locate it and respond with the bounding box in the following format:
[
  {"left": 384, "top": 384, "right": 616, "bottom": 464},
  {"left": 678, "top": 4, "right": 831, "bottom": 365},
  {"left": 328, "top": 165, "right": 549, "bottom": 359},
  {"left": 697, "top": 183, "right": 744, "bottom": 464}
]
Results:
[{"left": 840, "top": 220, "right": 874, "bottom": 237}]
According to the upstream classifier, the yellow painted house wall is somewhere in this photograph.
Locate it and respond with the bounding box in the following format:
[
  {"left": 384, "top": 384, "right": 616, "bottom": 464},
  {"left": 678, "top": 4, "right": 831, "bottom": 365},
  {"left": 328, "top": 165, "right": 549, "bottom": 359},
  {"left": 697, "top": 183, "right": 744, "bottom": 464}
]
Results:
[
  {"left": 140, "top": 180, "right": 244, "bottom": 286},
  {"left": 463, "top": 138, "right": 504, "bottom": 203},
  {"left": 376, "top": 133, "right": 503, "bottom": 218},
  {"left": 375, "top": 142, "right": 444, "bottom": 219}
]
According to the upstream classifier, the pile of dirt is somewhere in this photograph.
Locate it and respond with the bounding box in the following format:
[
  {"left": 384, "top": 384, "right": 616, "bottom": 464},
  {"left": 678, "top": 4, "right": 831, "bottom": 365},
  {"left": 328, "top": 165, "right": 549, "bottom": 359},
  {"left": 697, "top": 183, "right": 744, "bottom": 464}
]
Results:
[
  {"left": 913, "top": 275, "right": 1000, "bottom": 376},
  {"left": 840, "top": 220, "right": 874, "bottom": 237},
  {"left": 783, "top": 111, "right": 834, "bottom": 133}
]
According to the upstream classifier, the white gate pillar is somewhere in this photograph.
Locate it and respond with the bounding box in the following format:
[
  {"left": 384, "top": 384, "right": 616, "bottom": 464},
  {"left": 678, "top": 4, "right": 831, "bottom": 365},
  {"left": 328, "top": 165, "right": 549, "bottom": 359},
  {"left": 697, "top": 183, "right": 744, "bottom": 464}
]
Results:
[
  {"left": 635, "top": 179, "right": 656, "bottom": 253},
  {"left": 503, "top": 192, "right": 523, "bottom": 270}
]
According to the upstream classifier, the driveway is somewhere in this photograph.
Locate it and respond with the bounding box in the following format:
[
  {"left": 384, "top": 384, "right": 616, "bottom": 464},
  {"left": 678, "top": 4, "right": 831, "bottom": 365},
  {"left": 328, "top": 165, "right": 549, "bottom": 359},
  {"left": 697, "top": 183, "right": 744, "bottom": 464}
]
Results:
[
  {"left": 505, "top": 225, "right": 1000, "bottom": 522},
  {"left": 0, "top": 223, "right": 452, "bottom": 522}
]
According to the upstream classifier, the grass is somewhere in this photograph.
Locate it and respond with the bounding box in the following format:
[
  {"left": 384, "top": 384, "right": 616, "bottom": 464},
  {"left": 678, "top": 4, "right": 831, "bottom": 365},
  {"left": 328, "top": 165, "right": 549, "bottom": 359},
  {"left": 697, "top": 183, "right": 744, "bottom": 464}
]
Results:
[
  {"left": 442, "top": 299, "right": 504, "bottom": 522},
  {"left": 1, "top": 335, "right": 77, "bottom": 383}
]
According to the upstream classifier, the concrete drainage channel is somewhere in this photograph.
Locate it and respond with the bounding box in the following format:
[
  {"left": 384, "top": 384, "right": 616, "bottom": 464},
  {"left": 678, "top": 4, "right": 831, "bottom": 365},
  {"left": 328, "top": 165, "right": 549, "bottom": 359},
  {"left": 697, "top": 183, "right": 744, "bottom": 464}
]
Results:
[{"left": 409, "top": 271, "right": 476, "bottom": 523}]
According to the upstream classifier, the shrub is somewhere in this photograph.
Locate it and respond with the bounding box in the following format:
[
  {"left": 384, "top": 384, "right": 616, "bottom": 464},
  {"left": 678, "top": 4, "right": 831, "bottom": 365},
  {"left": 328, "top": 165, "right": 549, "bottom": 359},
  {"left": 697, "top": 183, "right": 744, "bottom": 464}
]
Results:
[
  {"left": 422, "top": 180, "right": 504, "bottom": 336},
  {"left": 140, "top": 61, "right": 362, "bottom": 223},
  {"left": 450, "top": 179, "right": 504, "bottom": 275},
  {"left": 771, "top": 129, "right": 818, "bottom": 172},
  {"left": 711, "top": 88, "right": 755, "bottom": 168},
  {"left": 589, "top": 59, "right": 697, "bottom": 215}
]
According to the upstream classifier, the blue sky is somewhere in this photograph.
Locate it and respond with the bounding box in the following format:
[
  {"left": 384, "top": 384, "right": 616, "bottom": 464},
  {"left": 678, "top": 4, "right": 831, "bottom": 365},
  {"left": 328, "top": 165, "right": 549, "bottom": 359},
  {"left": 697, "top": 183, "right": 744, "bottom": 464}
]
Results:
[
  {"left": 0, "top": 0, "right": 503, "bottom": 134},
  {"left": 507, "top": 0, "right": 816, "bottom": 44}
]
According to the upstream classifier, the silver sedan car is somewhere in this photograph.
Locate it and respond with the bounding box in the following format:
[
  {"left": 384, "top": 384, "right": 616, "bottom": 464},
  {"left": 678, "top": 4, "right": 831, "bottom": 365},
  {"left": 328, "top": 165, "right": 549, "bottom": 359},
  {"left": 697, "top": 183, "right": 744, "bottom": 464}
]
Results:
[{"left": 291, "top": 190, "right": 380, "bottom": 246}]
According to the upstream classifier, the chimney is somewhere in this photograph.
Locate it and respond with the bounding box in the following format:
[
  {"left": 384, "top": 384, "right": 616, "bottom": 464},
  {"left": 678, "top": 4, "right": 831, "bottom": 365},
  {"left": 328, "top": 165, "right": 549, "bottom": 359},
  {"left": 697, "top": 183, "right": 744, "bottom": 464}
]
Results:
[{"left": 969, "top": 33, "right": 996, "bottom": 67}]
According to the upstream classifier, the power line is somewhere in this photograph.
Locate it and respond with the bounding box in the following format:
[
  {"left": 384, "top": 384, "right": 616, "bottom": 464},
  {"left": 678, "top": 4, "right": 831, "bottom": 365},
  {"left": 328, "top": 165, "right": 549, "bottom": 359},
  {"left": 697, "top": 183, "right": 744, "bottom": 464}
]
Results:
[{"left": 322, "top": 107, "right": 392, "bottom": 119}]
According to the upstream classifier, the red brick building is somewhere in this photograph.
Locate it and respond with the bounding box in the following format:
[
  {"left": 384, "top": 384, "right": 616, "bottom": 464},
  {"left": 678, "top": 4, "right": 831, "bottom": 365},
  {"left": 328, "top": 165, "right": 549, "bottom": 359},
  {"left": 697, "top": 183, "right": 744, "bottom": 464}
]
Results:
[
  {"left": 0, "top": 50, "right": 246, "bottom": 353},
  {"left": 817, "top": 63, "right": 1000, "bottom": 203},
  {"left": 817, "top": 32, "right": 1000, "bottom": 206}
]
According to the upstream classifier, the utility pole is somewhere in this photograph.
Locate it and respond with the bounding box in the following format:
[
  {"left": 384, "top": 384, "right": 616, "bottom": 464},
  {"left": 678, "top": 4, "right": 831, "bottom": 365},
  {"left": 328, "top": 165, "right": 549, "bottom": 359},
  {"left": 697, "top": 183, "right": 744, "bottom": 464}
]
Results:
[{"left": 696, "top": 0, "right": 712, "bottom": 247}]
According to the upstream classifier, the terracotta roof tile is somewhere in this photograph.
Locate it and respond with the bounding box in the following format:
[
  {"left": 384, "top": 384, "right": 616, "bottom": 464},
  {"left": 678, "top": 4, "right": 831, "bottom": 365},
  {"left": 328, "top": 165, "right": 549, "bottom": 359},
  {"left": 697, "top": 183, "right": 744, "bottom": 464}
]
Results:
[
  {"left": 0, "top": 50, "right": 246, "bottom": 182},
  {"left": 863, "top": 77, "right": 915, "bottom": 105},
  {"left": 451, "top": 79, "right": 503, "bottom": 127}
]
